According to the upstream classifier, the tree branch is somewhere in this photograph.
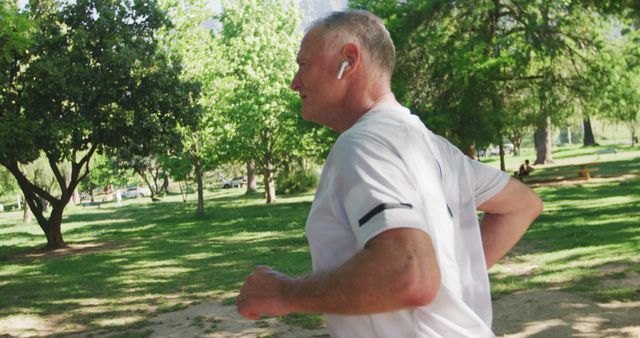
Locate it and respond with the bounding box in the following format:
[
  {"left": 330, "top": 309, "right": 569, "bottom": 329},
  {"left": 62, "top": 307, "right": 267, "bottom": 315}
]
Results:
[
  {"left": 3, "top": 161, "right": 51, "bottom": 230},
  {"left": 5, "top": 161, "right": 57, "bottom": 204},
  {"left": 47, "top": 154, "right": 66, "bottom": 193},
  {"left": 76, "top": 144, "right": 97, "bottom": 184}
]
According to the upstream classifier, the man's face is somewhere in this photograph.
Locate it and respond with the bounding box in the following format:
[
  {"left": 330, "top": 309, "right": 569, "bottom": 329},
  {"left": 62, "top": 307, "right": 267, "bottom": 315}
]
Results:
[{"left": 290, "top": 27, "right": 343, "bottom": 127}]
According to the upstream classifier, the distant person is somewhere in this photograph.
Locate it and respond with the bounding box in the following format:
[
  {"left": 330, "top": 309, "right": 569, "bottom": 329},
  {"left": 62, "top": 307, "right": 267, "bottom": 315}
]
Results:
[
  {"left": 236, "top": 10, "right": 543, "bottom": 337},
  {"left": 115, "top": 189, "right": 122, "bottom": 206},
  {"left": 518, "top": 159, "right": 534, "bottom": 178}
]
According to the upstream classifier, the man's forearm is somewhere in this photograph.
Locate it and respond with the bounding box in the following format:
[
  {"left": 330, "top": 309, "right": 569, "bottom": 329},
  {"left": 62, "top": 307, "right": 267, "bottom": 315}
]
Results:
[
  {"left": 287, "top": 231, "right": 440, "bottom": 314},
  {"left": 237, "top": 228, "right": 441, "bottom": 319},
  {"left": 478, "top": 179, "right": 543, "bottom": 268},
  {"left": 480, "top": 212, "right": 533, "bottom": 268}
]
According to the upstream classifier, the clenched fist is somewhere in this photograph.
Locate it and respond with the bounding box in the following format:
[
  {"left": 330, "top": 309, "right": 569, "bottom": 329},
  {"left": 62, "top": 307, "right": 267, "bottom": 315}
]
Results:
[{"left": 236, "top": 265, "right": 297, "bottom": 320}]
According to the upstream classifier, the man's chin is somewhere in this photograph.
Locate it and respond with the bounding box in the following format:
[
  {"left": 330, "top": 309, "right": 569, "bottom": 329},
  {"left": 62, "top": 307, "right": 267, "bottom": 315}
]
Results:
[{"left": 300, "top": 109, "right": 313, "bottom": 122}]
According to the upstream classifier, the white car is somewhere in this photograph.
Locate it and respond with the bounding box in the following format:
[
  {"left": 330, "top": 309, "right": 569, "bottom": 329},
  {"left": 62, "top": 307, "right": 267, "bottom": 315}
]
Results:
[
  {"left": 122, "top": 186, "right": 152, "bottom": 198},
  {"left": 221, "top": 176, "right": 246, "bottom": 189}
]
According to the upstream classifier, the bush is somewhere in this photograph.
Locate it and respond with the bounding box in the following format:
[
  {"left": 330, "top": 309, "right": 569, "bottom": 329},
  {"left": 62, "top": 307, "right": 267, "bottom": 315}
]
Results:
[{"left": 276, "top": 169, "right": 318, "bottom": 195}]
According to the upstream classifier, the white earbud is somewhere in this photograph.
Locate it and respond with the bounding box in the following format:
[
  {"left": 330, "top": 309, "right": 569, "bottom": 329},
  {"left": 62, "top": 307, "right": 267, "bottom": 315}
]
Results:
[{"left": 337, "top": 60, "right": 349, "bottom": 80}]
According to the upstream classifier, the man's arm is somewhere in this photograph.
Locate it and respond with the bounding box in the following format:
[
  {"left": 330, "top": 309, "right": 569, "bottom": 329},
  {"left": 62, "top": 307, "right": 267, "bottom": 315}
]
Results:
[
  {"left": 236, "top": 228, "right": 440, "bottom": 320},
  {"left": 478, "top": 178, "right": 543, "bottom": 268}
]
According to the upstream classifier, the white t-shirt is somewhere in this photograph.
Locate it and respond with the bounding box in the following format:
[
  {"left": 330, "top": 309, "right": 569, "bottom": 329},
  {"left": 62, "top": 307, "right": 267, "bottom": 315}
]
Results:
[{"left": 305, "top": 104, "right": 510, "bottom": 338}]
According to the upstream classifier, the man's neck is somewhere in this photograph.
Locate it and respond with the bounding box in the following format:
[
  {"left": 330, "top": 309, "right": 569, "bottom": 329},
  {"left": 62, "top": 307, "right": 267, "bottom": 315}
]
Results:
[{"left": 333, "top": 90, "right": 400, "bottom": 133}]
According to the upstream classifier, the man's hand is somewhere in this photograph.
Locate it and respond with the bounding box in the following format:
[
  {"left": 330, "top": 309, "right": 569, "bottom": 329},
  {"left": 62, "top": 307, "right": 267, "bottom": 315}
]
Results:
[{"left": 236, "top": 265, "right": 295, "bottom": 320}]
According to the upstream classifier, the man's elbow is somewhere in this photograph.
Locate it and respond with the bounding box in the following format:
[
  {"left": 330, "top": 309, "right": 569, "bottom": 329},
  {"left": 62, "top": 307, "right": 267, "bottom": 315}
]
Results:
[
  {"left": 529, "top": 191, "right": 544, "bottom": 220},
  {"left": 399, "top": 265, "right": 441, "bottom": 308}
]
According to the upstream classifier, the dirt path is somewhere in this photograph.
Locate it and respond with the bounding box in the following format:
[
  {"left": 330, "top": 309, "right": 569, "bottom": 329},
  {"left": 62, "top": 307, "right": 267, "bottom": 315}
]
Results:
[
  {"left": 493, "top": 290, "right": 640, "bottom": 338},
  {"left": 3, "top": 290, "right": 637, "bottom": 338},
  {"left": 98, "top": 292, "right": 640, "bottom": 337}
]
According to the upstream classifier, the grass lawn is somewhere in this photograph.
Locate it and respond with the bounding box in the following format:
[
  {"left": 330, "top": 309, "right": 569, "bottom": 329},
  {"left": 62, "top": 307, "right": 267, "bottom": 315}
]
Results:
[{"left": 1, "top": 145, "right": 639, "bottom": 336}]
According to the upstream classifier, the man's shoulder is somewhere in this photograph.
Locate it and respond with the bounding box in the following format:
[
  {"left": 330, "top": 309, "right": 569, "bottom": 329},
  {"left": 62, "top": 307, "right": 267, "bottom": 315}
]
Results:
[{"left": 341, "top": 107, "right": 422, "bottom": 144}]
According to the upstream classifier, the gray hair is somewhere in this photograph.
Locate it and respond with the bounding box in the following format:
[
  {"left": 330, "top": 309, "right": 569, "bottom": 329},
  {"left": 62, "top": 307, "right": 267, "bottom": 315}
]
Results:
[{"left": 309, "top": 10, "right": 396, "bottom": 77}]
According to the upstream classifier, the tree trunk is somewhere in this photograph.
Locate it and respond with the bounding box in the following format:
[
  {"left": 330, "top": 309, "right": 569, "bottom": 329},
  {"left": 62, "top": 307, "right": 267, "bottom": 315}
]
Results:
[
  {"left": 534, "top": 116, "right": 554, "bottom": 165},
  {"left": 41, "top": 196, "right": 49, "bottom": 213},
  {"left": 583, "top": 117, "right": 597, "bottom": 146},
  {"left": 73, "top": 188, "right": 80, "bottom": 205},
  {"left": 45, "top": 204, "right": 65, "bottom": 249},
  {"left": 246, "top": 160, "right": 257, "bottom": 193},
  {"left": 498, "top": 142, "right": 506, "bottom": 172},
  {"left": 463, "top": 143, "right": 478, "bottom": 160},
  {"left": 567, "top": 127, "right": 572, "bottom": 145},
  {"left": 194, "top": 159, "right": 204, "bottom": 216},
  {"left": 509, "top": 133, "right": 523, "bottom": 156},
  {"left": 64, "top": 167, "right": 80, "bottom": 205},
  {"left": 162, "top": 175, "right": 169, "bottom": 193},
  {"left": 4, "top": 147, "right": 95, "bottom": 251},
  {"left": 628, "top": 122, "right": 637, "bottom": 146},
  {"left": 262, "top": 155, "right": 276, "bottom": 204},
  {"left": 22, "top": 196, "right": 31, "bottom": 224}
]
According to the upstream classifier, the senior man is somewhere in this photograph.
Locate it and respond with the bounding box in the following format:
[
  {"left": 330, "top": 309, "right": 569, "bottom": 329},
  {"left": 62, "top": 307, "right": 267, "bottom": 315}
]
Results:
[{"left": 237, "top": 10, "right": 543, "bottom": 337}]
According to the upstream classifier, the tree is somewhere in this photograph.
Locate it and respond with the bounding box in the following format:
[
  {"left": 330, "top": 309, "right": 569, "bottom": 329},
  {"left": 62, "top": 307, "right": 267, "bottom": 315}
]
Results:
[
  {"left": 219, "top": 0, "right": 304, "bottom": 204},
  {"left": 118, "top": 155, "right": 168, "bottom": 200},
  {"left": 592, "top": 22, "right": 640, "bottom": 146},
  {"left": 159, "top": 0, "right": 229, "bottom": 215},
  {"left": 0, "top": 0, "right": 193, "bottom": 249},
  {"left": 350, "top": 0, "right": 620, "bottom": 166},
  {"left": 160, "top": 153, "right": 193, "bottom": 202},
  {"left": 79, "top": 153, "right": 132, "bottom": 202}
]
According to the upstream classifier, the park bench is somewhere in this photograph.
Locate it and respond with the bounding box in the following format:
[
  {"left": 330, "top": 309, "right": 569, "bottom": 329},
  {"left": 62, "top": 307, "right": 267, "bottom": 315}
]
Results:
[
  {"left": 81, "top": 201, "right": 101, "bottom": 208},
  {"left": 595, "top": 148, "right": 617, "bottom": 159},
  {"left": 1, "top": 204, "right": 20, "bottom": 211}
]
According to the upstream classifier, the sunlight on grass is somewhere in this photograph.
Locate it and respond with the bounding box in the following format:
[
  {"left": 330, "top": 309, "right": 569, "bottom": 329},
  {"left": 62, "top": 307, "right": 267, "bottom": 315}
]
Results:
[
  {"left": 96, "top": 315, "right": 146, "bottom": 328},
  {"left": 545, "top": 195, "right": 636, "bottom": 211},
  {"left": 124, "top": 259, "right": 185, "bottom": 270},
  {"left": 0, "top": 262, "right": 47, "bottom": 279},
  {"left": 181, "top": 252, "right": 220, "bottom": 260},
  {"left": 0, "top": 155, "right": 637, "bottom": 335}
]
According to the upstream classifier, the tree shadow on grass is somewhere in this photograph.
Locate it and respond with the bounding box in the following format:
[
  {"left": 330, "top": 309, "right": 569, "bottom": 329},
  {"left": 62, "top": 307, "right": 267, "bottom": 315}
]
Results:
[
  {"left": 491, "top": 176, "right": 640, "bottom": 304},
  {"left": 493, "top": 289, "right": 640, "bottom": 338},
  {"left": 528, "top": 156, "right": 640, "bottom": 182},
  {"left": 0, "top": 194, "right": 314, "bottom": 335}
]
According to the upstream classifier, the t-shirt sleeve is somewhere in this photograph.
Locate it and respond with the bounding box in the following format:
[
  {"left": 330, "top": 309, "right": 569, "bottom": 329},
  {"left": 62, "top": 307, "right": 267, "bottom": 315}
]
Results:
[
  {"left": 468, "top": 158, "right": 511, "bottom": 206},
  {"left": 330, "top": 132, "right": 434, "bottom": 250}
]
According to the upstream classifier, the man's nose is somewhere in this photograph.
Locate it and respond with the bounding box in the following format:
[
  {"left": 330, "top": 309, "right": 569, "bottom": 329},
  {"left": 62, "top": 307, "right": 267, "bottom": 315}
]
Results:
[{"left": 290, "top": 72, "right": 302, "bottom": 91}]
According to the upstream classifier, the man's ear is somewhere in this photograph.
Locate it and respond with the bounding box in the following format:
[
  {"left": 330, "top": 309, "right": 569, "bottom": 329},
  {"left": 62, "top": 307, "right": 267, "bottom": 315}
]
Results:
[{"left": 340, "top": 43, "right": 360, "bottom": 78}]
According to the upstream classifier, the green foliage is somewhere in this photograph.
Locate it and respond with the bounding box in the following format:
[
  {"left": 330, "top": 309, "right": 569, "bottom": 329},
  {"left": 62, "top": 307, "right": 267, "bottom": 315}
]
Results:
[
  {"left": 0, "top": 0, "right": 196, "bottom": 247},
  {"left": 0, "top": 2, "right": 34, "bottom": 63},
  {"left": 18, "top": 0, "right": 186, "bottom": 164},
  {"left": 159, "top": 0, "right": 230, "bottom": 170},
  {"left": 275, "top": 169, "right": 319, "bottom": 195},
  {"left": 349, "top": 0, "right": 629, "bottom": 155},
  {"left": 0, "top": 1, "right": 38, "bottom": 164},
  {"left": 79, "top": 153, "right": 133, "bottom": 194},
  {"left": 219, "top": 0, "right": 325, "bottom": 202},
  {"left": 0, "top": 166, "right": 18, "bottom": 198},
  {"left": 587, "top": 27, "right": 640, "bottom": 143},
  {"left": 159, "top": 154, "right": 192, "bottom": 182}
]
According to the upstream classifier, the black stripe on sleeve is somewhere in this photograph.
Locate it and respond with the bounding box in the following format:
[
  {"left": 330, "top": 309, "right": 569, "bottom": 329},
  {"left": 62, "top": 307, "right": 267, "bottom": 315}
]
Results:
[{"left": 358, "top": 203, "right": 413, "bottom": 227}]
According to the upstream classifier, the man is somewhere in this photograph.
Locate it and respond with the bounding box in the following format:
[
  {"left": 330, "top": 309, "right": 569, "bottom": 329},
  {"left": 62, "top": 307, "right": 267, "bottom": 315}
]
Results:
[
  {"left": 516, "top": 159, "right": 534, "bottom": 180},
  {"left": 236, "top": 10, "right": 543, "bottom": 337}
]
